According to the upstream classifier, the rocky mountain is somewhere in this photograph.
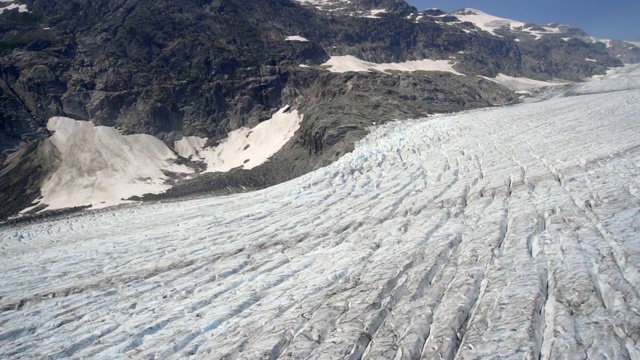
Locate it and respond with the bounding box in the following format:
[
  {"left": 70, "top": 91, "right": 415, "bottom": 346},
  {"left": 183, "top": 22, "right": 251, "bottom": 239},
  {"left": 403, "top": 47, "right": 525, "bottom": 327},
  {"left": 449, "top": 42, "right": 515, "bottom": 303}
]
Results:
[
  {"left": 294, "top": 0, "right": 414, "bottom": 18},
  {"left": 425, "top": 8, "right": 640, "bottom": 64},
  {"left": 0, "top": 0, "right": 637, "bottom": 219}
]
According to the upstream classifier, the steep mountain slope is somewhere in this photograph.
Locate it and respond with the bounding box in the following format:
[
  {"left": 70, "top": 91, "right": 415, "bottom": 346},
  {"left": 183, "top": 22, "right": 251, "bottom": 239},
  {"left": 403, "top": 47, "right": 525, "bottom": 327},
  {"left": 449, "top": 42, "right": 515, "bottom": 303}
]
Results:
[
  {"left": 1, "top": 65, "right": 639, "bottom": 359},
  {"left": 0, "top": 0, "right": 634, "bottom": 218},
  {"left": 294, "top": 0, "right": 414, "bottom": 17}
]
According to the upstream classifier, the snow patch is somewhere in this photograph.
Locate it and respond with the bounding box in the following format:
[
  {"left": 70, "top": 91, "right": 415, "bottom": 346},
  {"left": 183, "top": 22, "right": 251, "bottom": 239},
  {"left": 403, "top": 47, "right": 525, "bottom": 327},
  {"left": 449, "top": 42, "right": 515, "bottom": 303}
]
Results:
[
  {"left": 321, "top": 55, "right": 463, "bottom": 75},
  {"left": 452, "top": 8, "right": 525, "bottom": 36},
  {"left": 361, "top": 9, "right": 387, "bottom": 18},
  {"left": 174, "top": 136, "right": 207, "bottom": 159},
  {"left": 285, "top": 35, "right": 309, "bottom": 42},
  {"left": 600, "top": 39, "right": 613, "bottom": 48},
  {"left": 480, "top": 73, "right": 569, "bottom": 91},
  {"left": 541, "top": 26, "right": 561, "bottom": 33},
  {"left": 176, "top": 107, "right": 302, "bottom": 173},
  {"left": 452, "top": 8, "right": 557, "bottom": 40},
  {"left": 0, "top": 0, "right": 28, "bottom": 14},
  {"left": 24, "top": 117, "right": 191, "bottom": 212},
  {"left": 292, "top": 0, "right": 351, "bottom": 11},
  {"left": 587, "top": 68, "right": 617, "bottom": 81}
]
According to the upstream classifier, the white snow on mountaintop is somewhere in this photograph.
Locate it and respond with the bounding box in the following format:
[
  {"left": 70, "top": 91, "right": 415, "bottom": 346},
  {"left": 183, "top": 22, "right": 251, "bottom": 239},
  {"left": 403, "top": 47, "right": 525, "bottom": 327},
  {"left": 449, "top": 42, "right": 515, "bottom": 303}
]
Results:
[
  {"left": 480, "top": 74, "right": 569, "bottom": 91},
  {"left": 451, "top": 8, "right": 525, "bottom": 35},
  {"left": 600, "top": 39, "right": 614, "bottom": 48},
  {"left": 285, "top": 35, "right": 309, "bottom": 42},
  {"left": 19, "top": 117, "right": 191, "bottom": 213},
  {"left": 450, "top": 8, "right": 559, "bottom": 39},
  {"left": 321, "top": 55, "right": 463, "bottom": 75},
  {"left": 2, "top": 65, "right": 640, "bottom": 359},
  {"left": 174, "top": 106, "right": 302, "bottom": 172},
  {"left": 0, "top": 0, "right": 28, "bottom": 15}
]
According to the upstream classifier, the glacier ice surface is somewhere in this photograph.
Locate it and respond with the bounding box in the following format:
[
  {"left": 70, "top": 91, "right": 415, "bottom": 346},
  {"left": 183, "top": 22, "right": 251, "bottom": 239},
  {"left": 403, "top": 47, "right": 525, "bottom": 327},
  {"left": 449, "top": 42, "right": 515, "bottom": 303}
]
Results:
[{"left": 1, "top": 66, "right": 640, "bottom": 359}]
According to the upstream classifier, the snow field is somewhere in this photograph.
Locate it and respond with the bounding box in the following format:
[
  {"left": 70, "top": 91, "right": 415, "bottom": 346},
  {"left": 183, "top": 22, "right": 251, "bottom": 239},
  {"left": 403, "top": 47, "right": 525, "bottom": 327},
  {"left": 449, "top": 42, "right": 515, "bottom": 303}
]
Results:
[
  {"left": 480, "top": 73, "right": 569, "bottom": 91},
  {"left": 1, "top": 67, "right": 640, "bottom": 358},
  {"left": 452, "top": 8, "right": 562, "bottom": 39},
  {"left": 173, "top": 136, "right": 207, "bottom": 160},
  {"left": 21, "top": 117, "right": 192, "bottom": 212},
  {"left": 174, "top": 106, "right": 303, "bottom": 172},
  {"left": 452, "top": 8, "right": 526, "bottom": 36},
  {"left": 13, "top": 105, "right": 301, "bottom": 214},
  {"left": 321, "top": 55, "right": 463, "bottom": 75}
]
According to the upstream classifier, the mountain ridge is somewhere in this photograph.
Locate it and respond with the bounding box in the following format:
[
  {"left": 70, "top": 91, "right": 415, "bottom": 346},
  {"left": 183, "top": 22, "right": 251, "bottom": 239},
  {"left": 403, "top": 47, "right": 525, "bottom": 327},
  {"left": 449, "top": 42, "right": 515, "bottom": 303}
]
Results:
[{"left": 0, "top": 0, "right": 637, "bottom": 219}]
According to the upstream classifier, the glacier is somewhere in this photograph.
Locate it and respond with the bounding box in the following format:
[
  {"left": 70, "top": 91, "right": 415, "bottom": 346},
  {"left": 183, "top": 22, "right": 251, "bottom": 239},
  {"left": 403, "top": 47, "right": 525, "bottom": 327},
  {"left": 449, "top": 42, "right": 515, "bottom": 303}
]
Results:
[{"left": 1, "top": 66, "right": 640, "bottom": 359}]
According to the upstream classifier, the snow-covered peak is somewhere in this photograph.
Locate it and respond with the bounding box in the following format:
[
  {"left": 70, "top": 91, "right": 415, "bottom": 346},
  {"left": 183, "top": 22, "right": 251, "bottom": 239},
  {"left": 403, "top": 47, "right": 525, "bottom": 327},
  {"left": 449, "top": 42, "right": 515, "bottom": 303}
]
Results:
[
  {"left": 445, "top": 8, "right": 566, "bottom": 40},
  {"left": 451, "top": 8, "right": 526, "bottom": 35},
  {"left": 451, "top": 8, "right": 486, "bottom": 16}
]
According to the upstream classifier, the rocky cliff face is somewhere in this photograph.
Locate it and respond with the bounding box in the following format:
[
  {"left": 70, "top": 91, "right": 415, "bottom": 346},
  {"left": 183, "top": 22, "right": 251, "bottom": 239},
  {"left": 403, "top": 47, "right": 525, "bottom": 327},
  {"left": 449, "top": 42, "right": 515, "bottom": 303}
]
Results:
[{"left": 0, "top": 0, "right": 635, "bottom": 219}]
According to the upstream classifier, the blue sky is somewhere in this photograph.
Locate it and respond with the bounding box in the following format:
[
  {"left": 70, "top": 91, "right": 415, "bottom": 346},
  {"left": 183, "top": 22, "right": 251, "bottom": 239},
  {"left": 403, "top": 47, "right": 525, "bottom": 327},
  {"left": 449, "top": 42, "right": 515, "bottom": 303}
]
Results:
[{"left": 406, "top": 0, "right": 640, "bottom": 40}]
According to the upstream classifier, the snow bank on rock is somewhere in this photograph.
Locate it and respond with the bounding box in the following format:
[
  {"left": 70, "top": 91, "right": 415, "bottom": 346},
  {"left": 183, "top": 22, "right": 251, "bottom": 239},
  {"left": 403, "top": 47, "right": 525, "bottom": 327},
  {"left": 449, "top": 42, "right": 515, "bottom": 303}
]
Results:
[
  {"left": 452, "top": 8, "right": 557, "bottom": 39},
  {"left": 481, "top": 73, "right": 569, "bottom": 91},
  {"left": 361, "top": 9, "right": 387, "bottom": 18},
  {"left": 173, "top": 106, "right": 303, "bottom": 173},
  {"left": 0, "top": 0, "right": 28, "bottom": 14},
  {"left": 600, "top": 39, "right": 613, "bottom": 48},
  {"left": 174, "top": 136, "right": 207, "bottom": 159},
  {"left": 452, "top": 8, "right": 525, "bottom": 36},
  {"left": 285, "top": 35, "right": 309, "bottom": 42},
  {"left": 24, "top": 117, "right": 191, "bottom": 212},
  {"left": 321, "top": 55, "right": 463, "bottom": 75},
  {"left": 201, "top": 106, "right": 302, "bottom": 172}
]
